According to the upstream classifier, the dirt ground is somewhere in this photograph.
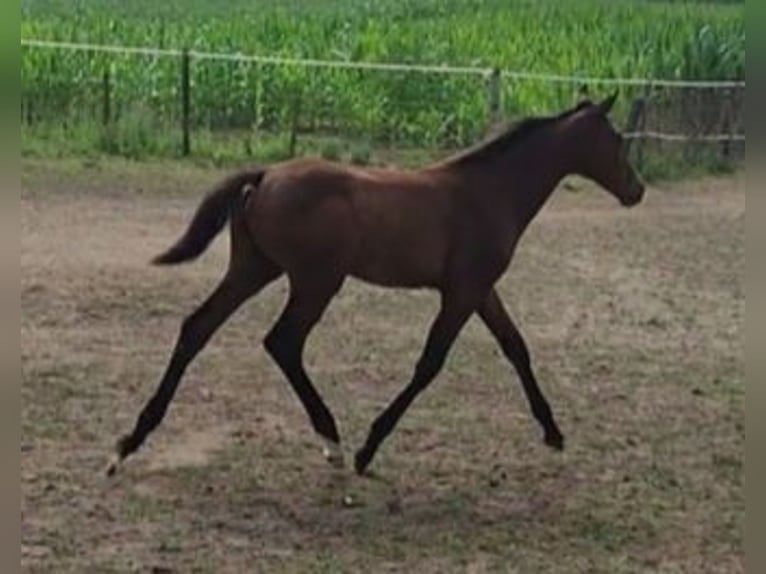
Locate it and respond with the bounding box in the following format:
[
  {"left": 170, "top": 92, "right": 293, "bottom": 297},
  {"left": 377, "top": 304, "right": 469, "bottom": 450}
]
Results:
[{"left": 21, "top": 158, "right": 744, "bottom": 573}]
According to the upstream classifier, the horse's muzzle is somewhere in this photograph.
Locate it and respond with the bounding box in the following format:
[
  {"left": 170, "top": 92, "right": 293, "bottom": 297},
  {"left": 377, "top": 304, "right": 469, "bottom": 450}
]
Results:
[{"left": 621, "top": 181, "right": 645, "bottom": 207}]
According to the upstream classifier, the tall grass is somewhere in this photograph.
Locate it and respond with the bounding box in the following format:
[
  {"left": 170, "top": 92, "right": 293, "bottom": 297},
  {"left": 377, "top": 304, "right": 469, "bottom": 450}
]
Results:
[{"left": 21, "top": 0, "right": 745, "bottom": 166}]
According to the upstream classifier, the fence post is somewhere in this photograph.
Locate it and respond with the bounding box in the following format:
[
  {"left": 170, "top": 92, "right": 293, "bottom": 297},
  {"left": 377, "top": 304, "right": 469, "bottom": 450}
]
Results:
[
  {"left": 22, "top": 97, "right": 28, "bottom": 126},
  {"left": 288, "top": 91, "right": 301, "bottom": 157},
  {"left": 102, "top": 67, "right": 111, "bottom": 126},
  {"left": 720, "top": 88, "right": 733, "bottom": 162},
  {"left": 487, "top": 67, "right": 501, "bottom": 130},
  {"left": 255, "top": 62, "right": 261, "bottom": 130},
  {"left": 624, "top": 93, "right": 647, "bottom": 169},
  {"left": 181, "top": 48, "right": 191, "bottom": 156}
]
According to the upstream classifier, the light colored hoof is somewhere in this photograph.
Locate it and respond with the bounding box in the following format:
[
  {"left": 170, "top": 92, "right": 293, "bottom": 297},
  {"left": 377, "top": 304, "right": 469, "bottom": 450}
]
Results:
[
  {"left": 322, "top": 440, "right": 345, "bottom": 469},
  {"left": 105, "top": 453, "right": 122, "bottom": 477}
]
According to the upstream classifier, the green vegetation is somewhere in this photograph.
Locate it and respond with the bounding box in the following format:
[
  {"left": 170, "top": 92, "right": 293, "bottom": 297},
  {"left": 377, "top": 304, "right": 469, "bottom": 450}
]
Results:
[{"left": 21, "top": 0, "right": 745, "bottom": 177}]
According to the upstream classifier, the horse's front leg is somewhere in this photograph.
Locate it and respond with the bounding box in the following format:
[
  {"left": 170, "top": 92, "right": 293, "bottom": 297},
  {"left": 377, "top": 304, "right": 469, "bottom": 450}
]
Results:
[{"left": 478, "top": 288, "right": 564, "bottom": 450}]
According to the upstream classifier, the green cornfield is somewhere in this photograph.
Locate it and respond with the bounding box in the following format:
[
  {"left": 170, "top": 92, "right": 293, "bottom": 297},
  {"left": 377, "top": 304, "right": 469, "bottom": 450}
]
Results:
[{"left": 21, "top": 0, "right": 745, "bottom": 168}]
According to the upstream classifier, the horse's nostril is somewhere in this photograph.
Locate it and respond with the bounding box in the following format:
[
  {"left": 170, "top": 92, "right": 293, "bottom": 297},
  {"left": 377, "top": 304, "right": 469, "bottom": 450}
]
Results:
[{"left": 621, "top": 185, "right": 644, "bottom": 207}]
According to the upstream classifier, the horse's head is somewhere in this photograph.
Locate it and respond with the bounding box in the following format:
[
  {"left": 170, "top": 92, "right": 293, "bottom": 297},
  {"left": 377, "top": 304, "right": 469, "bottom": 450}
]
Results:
[{"left": 568, "top": 92, "right": 645, "bottom": 207}]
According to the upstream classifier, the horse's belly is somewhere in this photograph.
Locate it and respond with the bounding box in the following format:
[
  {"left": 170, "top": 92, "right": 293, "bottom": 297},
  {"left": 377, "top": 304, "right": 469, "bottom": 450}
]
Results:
[{"left": 350, "top": 235, "right": 446, "bottom": 288}]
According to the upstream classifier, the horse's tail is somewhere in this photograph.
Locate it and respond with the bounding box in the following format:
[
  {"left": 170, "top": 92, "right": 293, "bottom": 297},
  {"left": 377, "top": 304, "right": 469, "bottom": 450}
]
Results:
[{"left": 152, "top": 169, "right": 266, "bottom": 265}]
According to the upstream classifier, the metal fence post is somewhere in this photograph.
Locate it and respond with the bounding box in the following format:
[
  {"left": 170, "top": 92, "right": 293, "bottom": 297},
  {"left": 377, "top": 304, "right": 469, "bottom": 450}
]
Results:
[
  {"left": 487, "top": 67, "right": 501, "bottom": 130},
  {"left": 102, "top": 67, "right": 111, "bottom": 127},
  {"left": 289, "top": 91, "right": 301, "bottom": 157},
  {"left": 181, "top": 48, "right": 191, "bottom": 156}
]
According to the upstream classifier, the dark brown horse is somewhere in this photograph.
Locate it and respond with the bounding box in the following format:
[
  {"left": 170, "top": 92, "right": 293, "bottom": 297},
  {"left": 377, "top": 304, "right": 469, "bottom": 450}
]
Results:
[{"left": 107, "top": 93, "right": 644, "bottom": 477}]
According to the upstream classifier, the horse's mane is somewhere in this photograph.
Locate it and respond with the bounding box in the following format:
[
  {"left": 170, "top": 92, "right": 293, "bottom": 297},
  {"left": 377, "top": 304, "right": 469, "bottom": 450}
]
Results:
[{"left": 441, "top": 100, "right": 591, "bottom": 167}]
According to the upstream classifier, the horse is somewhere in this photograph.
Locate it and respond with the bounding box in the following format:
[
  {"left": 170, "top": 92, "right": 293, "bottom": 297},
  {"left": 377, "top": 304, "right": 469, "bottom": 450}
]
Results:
[{"left": 107, "top": 92, "right": 644, "bottom": 478}]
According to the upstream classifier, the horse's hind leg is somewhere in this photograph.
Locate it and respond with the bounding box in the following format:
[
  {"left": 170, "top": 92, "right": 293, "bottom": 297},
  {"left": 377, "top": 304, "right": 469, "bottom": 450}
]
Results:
[
  {"left": 107, "top": 259, "right": 281, "bottom": 475},
  {"left": 263, "top": 274, "right": 344, "bottom": 467}
]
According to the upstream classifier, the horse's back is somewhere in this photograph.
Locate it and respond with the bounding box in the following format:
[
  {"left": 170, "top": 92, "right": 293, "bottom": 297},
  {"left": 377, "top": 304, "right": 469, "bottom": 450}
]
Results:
[{"left": 246, "top": 158, "right": 454, "bottom": 287}]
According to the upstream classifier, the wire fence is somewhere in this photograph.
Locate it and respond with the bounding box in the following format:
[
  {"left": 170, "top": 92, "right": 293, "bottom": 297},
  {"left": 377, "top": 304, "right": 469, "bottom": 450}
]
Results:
[{"left": 21, "top": 39, "right": 745, "bottom": 176}]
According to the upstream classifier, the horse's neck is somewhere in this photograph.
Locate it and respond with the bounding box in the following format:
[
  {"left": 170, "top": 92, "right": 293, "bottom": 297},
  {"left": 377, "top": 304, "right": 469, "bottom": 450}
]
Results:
[{"left": 479, "top": 132, "right": 572, "bottom": 233}]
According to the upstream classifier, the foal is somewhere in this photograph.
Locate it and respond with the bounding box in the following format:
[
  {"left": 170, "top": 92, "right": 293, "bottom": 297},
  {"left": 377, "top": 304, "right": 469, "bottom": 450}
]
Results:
[{"left": 108, "top": 93, "right": 644, "bottom": 477}]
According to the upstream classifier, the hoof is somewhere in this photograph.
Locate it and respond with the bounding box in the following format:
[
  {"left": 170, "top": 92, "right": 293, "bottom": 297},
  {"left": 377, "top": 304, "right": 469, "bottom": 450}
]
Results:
[
  {"left": 105, "top": 434, "right": 134, "bottom": 477},
  {"left": 544, "top": 430, "right": 565, "bottom": 451},
  {"left": 105, "top": 455, "right": 121, "bottom": 477},
  {"left": 322, "top": 439, "right": 345, "bottom": 469},
  {"left": 354, "top": 448, "right": 373, "bottom": 476},
  {"left": 105, "top": 443, "right": 125, "bottom": 478}
]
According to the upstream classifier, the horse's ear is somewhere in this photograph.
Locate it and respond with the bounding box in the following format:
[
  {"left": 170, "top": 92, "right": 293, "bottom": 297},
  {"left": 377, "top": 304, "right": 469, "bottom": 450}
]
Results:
[
  {"left": 598, "top": 91, "right": 618, "bottom": 114},
  {"left": 575, "top": 84, "right": 592, "bottom": 110}
]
